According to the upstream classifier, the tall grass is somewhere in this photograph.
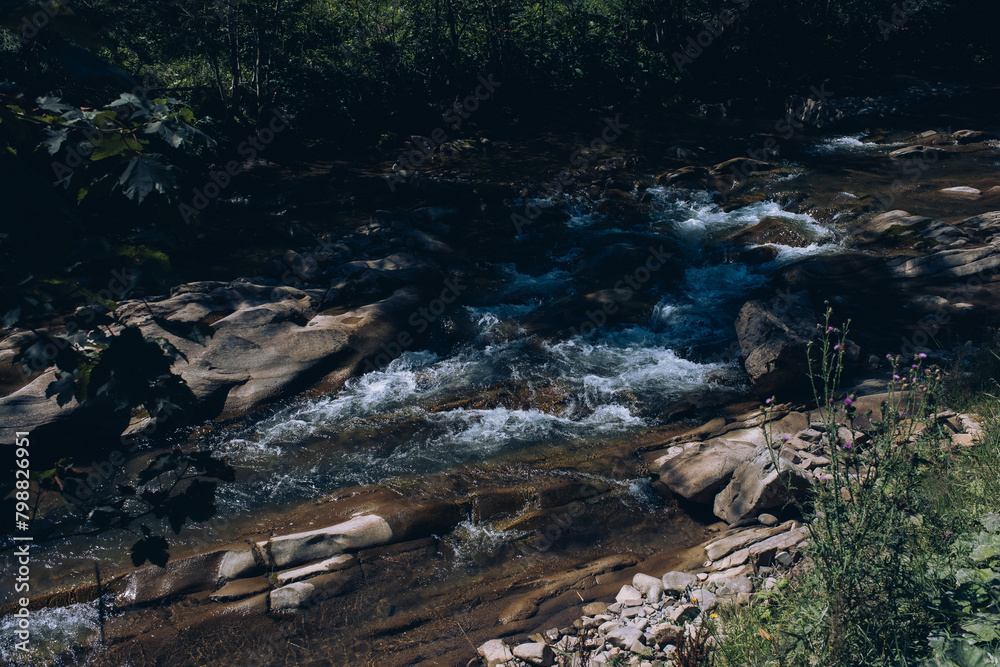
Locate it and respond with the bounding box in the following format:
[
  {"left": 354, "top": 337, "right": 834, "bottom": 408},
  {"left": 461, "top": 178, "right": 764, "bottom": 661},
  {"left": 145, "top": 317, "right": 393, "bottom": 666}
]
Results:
[{"left": 715, "top": 310, "right": 1000, "bottom": 667}]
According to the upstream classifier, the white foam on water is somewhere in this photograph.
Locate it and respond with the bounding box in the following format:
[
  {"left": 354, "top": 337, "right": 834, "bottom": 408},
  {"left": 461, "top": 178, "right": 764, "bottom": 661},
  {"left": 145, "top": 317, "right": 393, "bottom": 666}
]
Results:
[
  {"left": 0, "top": 600, "right": 102, "bottom": 666},
  {"left": 807, "top": 134, "right": 906, "bottom": 154},
  {"left": 646, "top": 188, "right": 830, "bottom": 248},
  {"left": 444, "top": 520, "right": 531, "bottom": 567},
  {"left": 496, "top": 263, "right": 574, "bottom": 298}
]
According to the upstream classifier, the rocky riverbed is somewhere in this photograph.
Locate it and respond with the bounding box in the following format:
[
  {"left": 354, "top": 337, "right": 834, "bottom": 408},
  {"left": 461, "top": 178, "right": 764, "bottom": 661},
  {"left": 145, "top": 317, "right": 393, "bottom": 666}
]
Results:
[{"left": 2, "top": 80, "right": 1000, "bottom": 666}]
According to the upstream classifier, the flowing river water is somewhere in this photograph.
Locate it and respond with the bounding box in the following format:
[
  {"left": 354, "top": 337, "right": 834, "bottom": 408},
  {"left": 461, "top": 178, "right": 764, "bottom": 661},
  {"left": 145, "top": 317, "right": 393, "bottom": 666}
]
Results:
[{"left": 4, "top": 93, "right": 1000, "bottom": 665}]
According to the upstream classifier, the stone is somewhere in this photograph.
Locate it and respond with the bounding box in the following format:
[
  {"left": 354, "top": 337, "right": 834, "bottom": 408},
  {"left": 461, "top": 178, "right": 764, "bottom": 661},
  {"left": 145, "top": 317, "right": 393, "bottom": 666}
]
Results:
[
  {"left": 210, "top": 576, "right": 270, "bottom": 602},
  {"left": 658, "top": 440, "right": 756, "bottom": 503},
  {"left": 275, "top": 554, "right": 355, "bottom": 585},
  {"left": 652, "top": 623, "right": 683, "bottom": 646},
  {"left": 715, "top": 575, "right": 754, "bottom": 600},
  {"left": 952, "top": 129, "right": 996, "bottom": 144},
  {"left": 513, "top": 643, "right": 555, "bottom": 666},
  {"left": 775, "top": 551, "right": 795, "bottom": 567},
  {"left": 952, "top": 433, "right": 975, "bottom": 447},
  {"left": 582, "top": 601, "right": 609, "bottom": 616},
  {"left": 711, "top": 547, "right": 750, "bottom": 571},
  {"left": 478, "top": 639, "right": 515, "bottom": 667},
  {"left": 713, "top": 445, "right": 813, "bottom": 526},
  {"left": 257, "top": 515, "right": 392, "bottom": 568},
  {"left": 661, "top": 571, "right": 698, "bottom": 594},
  {"left": 606, "top": 626, "right": 644, "bottom": 650},
  {"left": 113, "top": 550, "right": 228, "bottom": 607},
  {"left": 729, "top": 216, "right": 812, "bottom": 248},
  {"left": 748, "top": 526, "right": 809, "bottom": 566},
  {"left": 758, "top": 513, "right": 778, "bottom": 526},
  {"left": 735, "top": 291, "right": 817, "bottom": 397},
  {"left": 599, "top": 620, "right": 625, "bottom": 634},
  {"left": 705, "top": 523, "right": 790, "bottom": 561},
  {"left": 269, "top": 582, "right": 315, "bottom": 612},
  {"left": 889, "top": 145, "right": 951, "bottom": 159},
  {"left": 218, "top": 549, "right": 261, "bottom": 581},
  {"left": 656, "top": 166, "right": 709, "bottom": 187},
  {"left": 616, "top": 584, "right": 644, "bottom": 605},
  {"left": 632, "top": 573, "right": 664, "bottom": 602},
  {"left": 940, "top": 186, "right": 981, "bottom": 197},
  {"left": 688, "top": 589, "right": 718, "bottom": 611},
  {"left": 667, "top": 604, "right": 700, "bottom": 623}
]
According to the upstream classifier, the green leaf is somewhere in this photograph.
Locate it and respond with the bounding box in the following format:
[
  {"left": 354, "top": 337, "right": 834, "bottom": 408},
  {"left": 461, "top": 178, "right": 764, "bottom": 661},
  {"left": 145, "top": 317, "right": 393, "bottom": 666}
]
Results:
[
  {"left": 117, "top": 153, "right": 177, "bottom": 203},
  {"left": 971, "top": 532, "right": 1000, "bottom": 562}
]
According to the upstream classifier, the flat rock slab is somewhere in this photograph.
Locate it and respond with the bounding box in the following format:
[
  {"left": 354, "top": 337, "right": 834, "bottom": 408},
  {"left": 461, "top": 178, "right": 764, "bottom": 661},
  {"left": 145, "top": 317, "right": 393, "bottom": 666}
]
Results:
[
  {"left": 659, "top": 440, "right": 756, "bottom": 503},
  {"left": 257, "top": 515, "right": 392, "bottom": 569},
  {"left": 209, "top": 576, "right": 270, "bottom": 603},
  {"left": 269, "top": 581, "right": 314, "bottom": 612},
  {"left": 275, "top": 554, "right": 355, "bottom": 585}
]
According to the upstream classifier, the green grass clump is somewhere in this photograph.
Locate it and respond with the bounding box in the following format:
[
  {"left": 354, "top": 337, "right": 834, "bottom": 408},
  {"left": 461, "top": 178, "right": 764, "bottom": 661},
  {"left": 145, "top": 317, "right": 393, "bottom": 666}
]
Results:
[{"left": 714, "top": 309, "right": 1000, "bottom": 667}]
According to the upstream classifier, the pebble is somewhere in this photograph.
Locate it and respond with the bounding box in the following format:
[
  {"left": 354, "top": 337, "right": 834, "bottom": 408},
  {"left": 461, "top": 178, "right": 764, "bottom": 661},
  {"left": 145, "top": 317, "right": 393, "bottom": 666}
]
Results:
[{"left": 758, "top": 513, "right": 779, "bottom": 526}]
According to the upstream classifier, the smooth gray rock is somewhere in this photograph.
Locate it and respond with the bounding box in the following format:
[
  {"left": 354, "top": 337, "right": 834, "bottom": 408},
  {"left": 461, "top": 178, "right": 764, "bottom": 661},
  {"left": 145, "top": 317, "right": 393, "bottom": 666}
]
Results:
[
  {"left": 689, "top": 588, "right": 718, "bottom": 611},
  {"left": 658, "top": 440, "right": 756, "bottom": 504},
  {"left": 632, "top": 573, "right": 664, "bottom": 601},
  {"left": 606, "top": 625, "right": 644, "bottom": 649},
  {"left": 661, "top": 571, "right": 698, "bottom": 594},
  {"left": 513, "top": 643, "right": 555, "bottom": 666},
  {"left": 257, "top": 515, "right": 392, "bottom": 569},
  {"left": 735, "top": 291, "right": 817, "bottom": 397},
  {"left": 478, "top": 639, "right": 514, "bottom": 667},
  {"left": 713, "top": 445, "right": 813, "bottom": 526},
  {"left": 269, "top": 581, "right": 315, "bottom": 611}
]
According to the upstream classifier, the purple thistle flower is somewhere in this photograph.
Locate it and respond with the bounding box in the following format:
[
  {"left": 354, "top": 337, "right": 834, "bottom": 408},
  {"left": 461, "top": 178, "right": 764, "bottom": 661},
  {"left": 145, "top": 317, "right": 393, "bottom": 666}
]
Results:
[
  {"left": 844, "top": 397, "right": 853, "bottom": 406},
  {"left": 828, "top": 326, "right": 835, "bottom": 332},
  {"left": 843, "top": 442, "right": 853, "bottom": 449},
  {"left": 918, "top": 353, "right": 927, "bottom": 359},
  {"left": 885, "top": 353, "right": 892, "bottom": 360},
  {"left": 834, "top": 344, "right": 841, "bottom": 350}
]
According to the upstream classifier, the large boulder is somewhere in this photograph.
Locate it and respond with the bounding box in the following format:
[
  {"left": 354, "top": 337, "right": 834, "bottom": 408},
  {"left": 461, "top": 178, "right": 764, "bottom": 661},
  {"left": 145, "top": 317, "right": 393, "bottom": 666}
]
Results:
[
  {"left": 115, "top": 283, "right": 424, "bottom": 418},
  {"left": 658, "top": 440, "right": 756, "bottom": 504},
  {"left": 713, "top": 445, "right": 813, "bottom": 526},
  {"left": 735, "top": 291, "right": 817, "bottom": 397}
]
